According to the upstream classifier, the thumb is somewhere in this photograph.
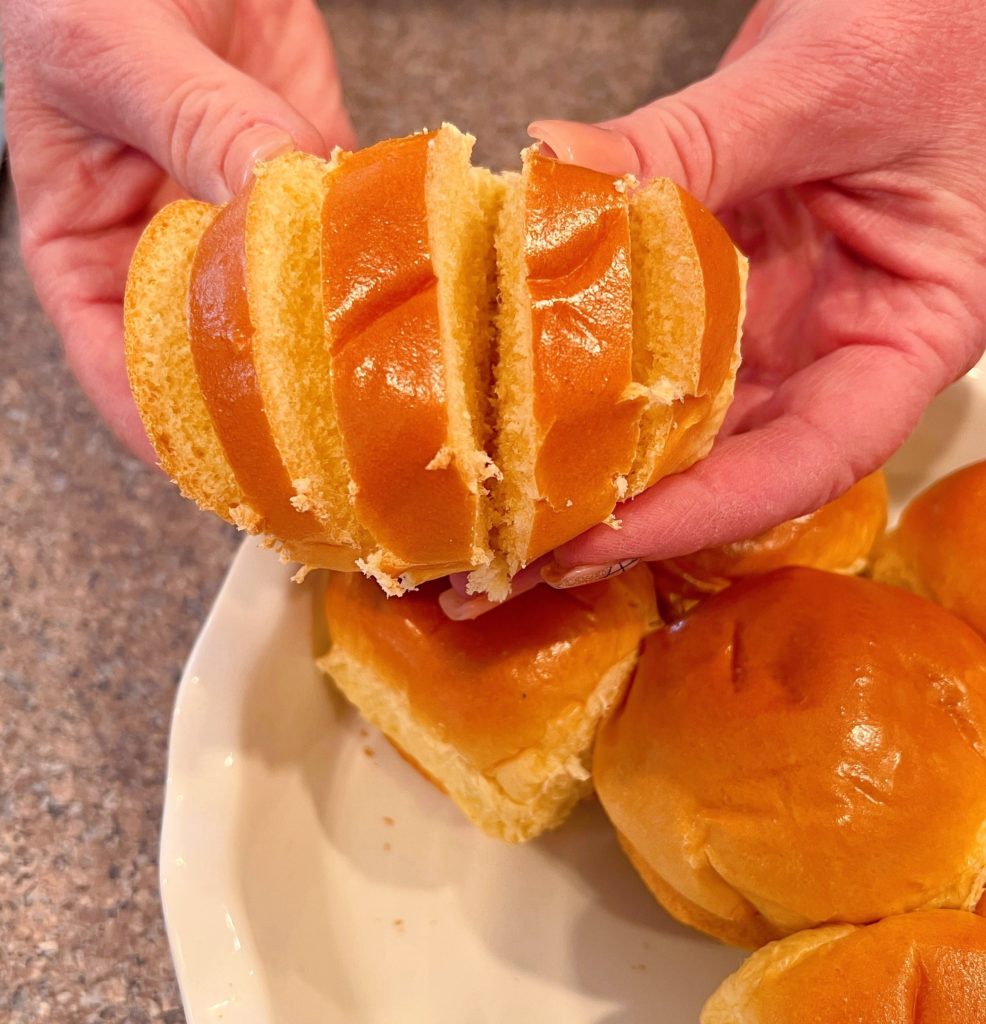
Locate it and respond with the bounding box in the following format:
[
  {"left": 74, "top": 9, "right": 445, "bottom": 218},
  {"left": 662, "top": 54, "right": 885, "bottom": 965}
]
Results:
[
  {"left": 52, "top": 23, "right": 332, "bottom": 204},
  {"left": 528, "top": 10, "right": 889, "bottom": 211}
]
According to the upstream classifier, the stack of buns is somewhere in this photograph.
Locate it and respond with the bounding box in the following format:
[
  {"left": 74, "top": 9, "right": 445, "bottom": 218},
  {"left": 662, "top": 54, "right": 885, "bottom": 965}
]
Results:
[
  {"left": 126, "top": 124, "right": 746, "bottom": 597},
  {"left": 314, "top": 450, "right": 986, "bottom": 1019}
]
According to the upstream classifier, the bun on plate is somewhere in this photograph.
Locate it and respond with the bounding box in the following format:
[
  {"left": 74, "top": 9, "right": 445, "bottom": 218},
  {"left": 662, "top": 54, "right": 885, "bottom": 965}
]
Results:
[
  {"left": 594, "top": 567, "right": 986, "bottom": 947},
  {"left": 126, "top": 124, "right": 746, "bottom": 596},
  {"left": 650, "top": 471, "right": 887, "bottom": 617},
  {"left": 702, "top": 910, "right": 986, "bottom": 1023},
  {"left": 318, "top": 565, "right": 658, "bottom": 842},
  {"left": 872, "top": 460, "right": 986, "bottom": 637}
]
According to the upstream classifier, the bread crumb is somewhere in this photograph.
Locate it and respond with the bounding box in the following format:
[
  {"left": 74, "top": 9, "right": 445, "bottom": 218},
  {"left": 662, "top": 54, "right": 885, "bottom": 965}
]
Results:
[
  {"left": 565, "top": 499, "right": 574, "bottom": 508},
  {"left": 347, "top": 479, "right": 359, "bottom": 499},
  {"left": 290, "top": 564, "right": 312, "bottom": 584},
  {"left": 356, "top": 553, "right": 408, "bottom": 597},
  {"left": 603, "top": 514, "right": 623, "bottom": 531},
  {"left": 230, "top": 503, "right": 262, "bottom": 533},
  {"left": 290, "top": 478, "right": 314, "bottom": 512},
  {"left": 614, "top": 474, "right": 628, "bottom": 500},
  {"left": 426, "top": 446, "right": 453, "bottom": 471}
]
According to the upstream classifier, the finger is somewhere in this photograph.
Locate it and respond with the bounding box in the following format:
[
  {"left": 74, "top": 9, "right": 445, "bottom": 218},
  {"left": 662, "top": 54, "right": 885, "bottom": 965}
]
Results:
[
  {"left": 58, "top": 298, "right": 157, "bottom": 463},
  {"left": 41, "top": 14, "right": 334, "bottom": 204},
  {"left": 553, "top": 343, "right": 933, "bottom": 568},
  {"left": 439, "top": 558, "right": 550, "bottom": 621},
  {"left": 528, "top": 5, "right": 919, "bottom": 211},
  {"left": 718, "top": 0, "right": 781, "bottom": 68}
]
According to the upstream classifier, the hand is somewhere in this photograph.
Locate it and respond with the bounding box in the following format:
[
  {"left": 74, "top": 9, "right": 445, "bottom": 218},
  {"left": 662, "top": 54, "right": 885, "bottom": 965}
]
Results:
[
  {"left": 1, "top": 0, "right": 353, "bottom": 459},
  {"left": 442, "top": 0, "right": 986, "bottom": 619}
]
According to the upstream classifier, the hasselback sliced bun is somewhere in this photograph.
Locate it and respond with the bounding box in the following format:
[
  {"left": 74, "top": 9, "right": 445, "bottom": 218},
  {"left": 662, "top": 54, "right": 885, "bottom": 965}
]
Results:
[
  {"left": 125, "top": 124, "right": 746, "bottom": 595},
  {"left": 594, "top": 567, "right": 986, "bottom": 948},
  {"left": 318, "top": 564, "right": 658, "bottom": 842},
  {"left": 702, "top": 910, "right": 986, "bottom": 1023}
]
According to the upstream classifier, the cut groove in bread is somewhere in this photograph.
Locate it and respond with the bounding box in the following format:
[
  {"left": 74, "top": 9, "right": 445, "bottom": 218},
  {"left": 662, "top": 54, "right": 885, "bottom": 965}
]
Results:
[
  {"left": 246, "top": 153, "right": 366, "bottom": 550},
  {"left": 124, "top": 199, "right": 248, "bottom": 522}
]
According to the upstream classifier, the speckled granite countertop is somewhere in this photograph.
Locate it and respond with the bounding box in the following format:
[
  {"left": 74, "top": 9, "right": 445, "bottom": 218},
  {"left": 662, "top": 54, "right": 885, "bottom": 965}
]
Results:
[{"left": 0, "top": 2, "right": 748, "bottom": 1020}]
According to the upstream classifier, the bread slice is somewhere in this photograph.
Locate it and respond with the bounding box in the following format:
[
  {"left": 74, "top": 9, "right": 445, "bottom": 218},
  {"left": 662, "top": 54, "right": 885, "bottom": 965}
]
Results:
[
  {"left": 322, "top": 125, "right": 499, "bottom": 592},
  {"left": 124, "top": 199, "right": 249, "bottom": 522},
  {"left": 474, "top": 149, "right": 644, "bottom": 599},
  {"left": 245, "top": 153, "right": 366, "bottom": 551},
  {"left": 317, "top": 566, "right": 658, "bottom": 842},
  {"left": 625, "top": 180, "right": 747, "bottom": 492}
]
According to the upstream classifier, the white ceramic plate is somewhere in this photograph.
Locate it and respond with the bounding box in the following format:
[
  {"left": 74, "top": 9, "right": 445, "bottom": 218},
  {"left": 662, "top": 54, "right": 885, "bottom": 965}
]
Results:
[{"left": 161, "top": 360, "right": 986, "bottom": 1024}]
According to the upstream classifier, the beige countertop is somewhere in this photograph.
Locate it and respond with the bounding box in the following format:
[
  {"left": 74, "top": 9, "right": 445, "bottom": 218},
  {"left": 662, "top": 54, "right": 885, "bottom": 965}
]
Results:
[{"left": 0, "top": 2, "right": 749, "bottom": 1020}]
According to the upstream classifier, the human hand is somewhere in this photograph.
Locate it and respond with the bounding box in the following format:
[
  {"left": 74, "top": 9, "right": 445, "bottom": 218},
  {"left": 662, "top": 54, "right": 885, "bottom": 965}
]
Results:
[
  {"left": 442, "top": 0, "right": 986, "bottom": 619},
  {"left": 1, "top": 0, "right": 353, "bottom": 459}
]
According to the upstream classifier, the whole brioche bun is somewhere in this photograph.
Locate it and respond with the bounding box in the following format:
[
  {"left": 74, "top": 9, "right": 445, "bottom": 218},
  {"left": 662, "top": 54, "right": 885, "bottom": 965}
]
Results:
[
  {"left": 318, "top": 565, "right": 658, "bottom": 842},
  {"left": 594, "top": 567, "right": 986, "bottom": 948},
  {"left": 126, "top": 125, "right": 746, "bottom": 596},
  {"left": 650, "top": 472, "right": 887, "bottom": 617},
  {"left": 872, "top": 460, "right": 986, "bottom": 638},
  {"left": 702, "top": 910, "right": 986, "bottom": 1023}
]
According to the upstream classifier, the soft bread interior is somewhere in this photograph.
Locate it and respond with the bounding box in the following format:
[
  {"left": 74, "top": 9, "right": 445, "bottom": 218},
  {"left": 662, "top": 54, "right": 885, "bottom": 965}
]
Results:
[
  {"left": 124, "top": 200, "right": 247, "bottom": 520},
  {"left": 470, "top": 170, "right": 534, "bottom": 599},
  {"left": 318, "top": 643, "right": 638, "bottom": 843},
  {"left": 246, "top": 153, "right": 364, "bottom": 549},
  {"left": 625, "top": 178, "right": 746, "bottom": 494}
]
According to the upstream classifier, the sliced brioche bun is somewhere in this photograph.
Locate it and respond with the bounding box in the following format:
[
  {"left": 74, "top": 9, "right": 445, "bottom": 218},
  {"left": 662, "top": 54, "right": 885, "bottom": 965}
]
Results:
[
  {"left": 322, "top": 127, "right": 499, "bottom": 593},
  {"left": 651, "top": 471, "right": 888, "bottom": 616},
  {"left": 594, "top": 567, "right": 986, "bottom": 948},
  {"left": 627, "top": 178, "right": 745, "bottom": 492},
  {"left": 702, "top": 910, "right": 986, "bottom": 1023},
  {"left": 126, "top": 126, "right": 746, "bottom": 595},
  {"left": 480, "top": 150, "right": 644, "bottom": 595},
  {"left": 318, "top": 565, "right": 658, "bottom": 842},
  {"left": 872, "top": 460, "right": 986, "bottom": 638},
  {"left": 124, "top": 199, "right": 246, "bottom": 519}
]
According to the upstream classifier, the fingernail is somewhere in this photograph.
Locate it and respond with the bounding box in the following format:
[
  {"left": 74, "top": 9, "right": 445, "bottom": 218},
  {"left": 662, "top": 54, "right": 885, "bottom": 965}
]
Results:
[
  {"left": 528, "top": 120, "right": 641, "bottom": 176},
  {"left": 438, "top": 588, "right": 497, "bottom": 622},
  {"left": 223, "top": 126, "right": 296, "bottom": 198},
  {"left": 540, "top": 558, "right": 641, "bottom": 590}
]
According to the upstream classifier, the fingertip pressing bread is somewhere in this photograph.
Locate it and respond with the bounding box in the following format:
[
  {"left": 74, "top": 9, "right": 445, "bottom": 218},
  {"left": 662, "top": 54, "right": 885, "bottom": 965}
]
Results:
[
  {"left": 702, "top": 910, "right": 986, "bottom": 1023},
  {"left": 651, "top": 471, "right": 888, "bottom": 615},
  {"left": 126, "top": 126, "right": 747, "bottom": 595},
  {"left": 594, "top": 567, "right": 986, "bottom": 948},
  {"left": 318, "top": 565, "right": 658, "bottom": 842},
  {"left": 872, "top": 459, "right": 986, "bottom": 637}
]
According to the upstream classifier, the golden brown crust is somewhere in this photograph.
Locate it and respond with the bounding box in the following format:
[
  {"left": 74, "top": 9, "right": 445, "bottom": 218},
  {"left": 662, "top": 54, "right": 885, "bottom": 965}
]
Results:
[
  {"left": 187, "top": 182, "right": 321, "bottom": 543},
  {"left": 522, "top": 154, "right": 644, "bottom": 561},
  {"left": 652, "top": 471, "right": 888, "bottom": 615},
  {"left": 595, "top": 567, "right": 986, "bottom": 948},
  {"left": 324, "top": 566, "right": 657, "bottom": 770},
  {"left": 645, "top": 186, "right": 744, "bottom": 483},
  {"left": 702, "top": 911, "right": 986, "bottom": 1023},
  {"left": 322, "top": 133, "right": 479, "bottom": 574},
  {"left": 872, "top": 460, "right": 986, "bottom": 638}
]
